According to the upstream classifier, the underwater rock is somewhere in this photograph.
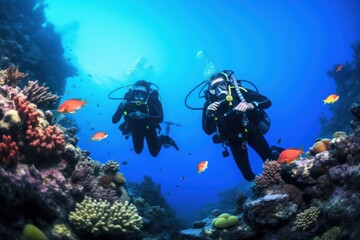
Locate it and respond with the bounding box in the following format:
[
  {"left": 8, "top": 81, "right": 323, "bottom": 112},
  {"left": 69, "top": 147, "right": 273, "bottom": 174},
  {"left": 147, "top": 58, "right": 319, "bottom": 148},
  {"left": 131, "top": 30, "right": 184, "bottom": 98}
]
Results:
[
  {"left": 244, "top": 194, "right": 297, "bottom": 226},
  {"left": 180, "top": 228, "right": 205, "bottom": 240}
]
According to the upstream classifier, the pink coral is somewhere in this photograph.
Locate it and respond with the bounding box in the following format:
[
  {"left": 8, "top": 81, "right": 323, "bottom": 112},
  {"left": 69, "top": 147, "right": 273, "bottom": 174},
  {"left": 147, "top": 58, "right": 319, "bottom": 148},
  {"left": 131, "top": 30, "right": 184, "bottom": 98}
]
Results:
[
  {"left": 0, "top": 135, "right": 19, "bottom": 166},
  {"left": 254, "top": 160, "right": 284, "bottom": 191},
  {"left": 25, "top": 125, "right": 65, "bottom": 155}
]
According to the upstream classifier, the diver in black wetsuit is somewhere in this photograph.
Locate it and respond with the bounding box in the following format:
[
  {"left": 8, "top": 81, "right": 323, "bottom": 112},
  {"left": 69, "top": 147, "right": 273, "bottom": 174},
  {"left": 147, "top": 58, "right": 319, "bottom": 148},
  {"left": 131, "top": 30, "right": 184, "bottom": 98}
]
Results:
[
  {"left": 112, "top": 80, "right": 179, "bottom": 156},
  {"left": 202, "top": 70, "right": 274, "bottom": 181}
]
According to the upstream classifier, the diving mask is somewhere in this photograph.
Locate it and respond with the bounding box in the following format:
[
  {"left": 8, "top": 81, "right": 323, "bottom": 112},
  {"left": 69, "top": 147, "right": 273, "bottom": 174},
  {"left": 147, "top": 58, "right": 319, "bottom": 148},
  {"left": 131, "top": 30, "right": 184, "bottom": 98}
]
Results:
[
  {"left": 132, "top": 86, "right": 149, "bottom": 101},
  {"left": 208, "top": 79, "right": 228, "bottom": 96}
]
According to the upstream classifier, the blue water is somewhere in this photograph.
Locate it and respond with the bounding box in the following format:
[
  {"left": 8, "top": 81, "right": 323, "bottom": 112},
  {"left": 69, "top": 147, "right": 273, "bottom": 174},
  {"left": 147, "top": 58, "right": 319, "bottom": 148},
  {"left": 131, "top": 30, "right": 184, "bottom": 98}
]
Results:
[{"left": 44, "top": 0, "right": 360, "bottom": 221}]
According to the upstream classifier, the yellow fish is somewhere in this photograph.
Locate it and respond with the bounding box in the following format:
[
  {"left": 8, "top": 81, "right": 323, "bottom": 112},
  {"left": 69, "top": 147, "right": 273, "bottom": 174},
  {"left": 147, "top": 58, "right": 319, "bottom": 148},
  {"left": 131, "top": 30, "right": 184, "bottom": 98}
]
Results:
[{"left": 323, "top": 94, "right": 339, "bottom": 104}]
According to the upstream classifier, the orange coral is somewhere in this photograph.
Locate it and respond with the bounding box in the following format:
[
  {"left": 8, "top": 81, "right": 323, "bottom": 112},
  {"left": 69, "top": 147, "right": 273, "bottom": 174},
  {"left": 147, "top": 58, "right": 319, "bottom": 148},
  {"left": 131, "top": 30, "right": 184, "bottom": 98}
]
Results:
[
  {"left": 309, "top": 138, "right": 331, "bottom": 155},
  {"left": 25, "top": 125, "right": 65, "bottom": 156}
]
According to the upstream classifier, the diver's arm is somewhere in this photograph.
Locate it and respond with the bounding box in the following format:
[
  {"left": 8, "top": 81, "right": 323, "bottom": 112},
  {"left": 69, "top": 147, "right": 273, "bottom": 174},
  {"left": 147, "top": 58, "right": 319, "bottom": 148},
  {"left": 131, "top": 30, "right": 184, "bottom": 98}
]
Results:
[
  {"left": 202, "top": 102, "right": 217, "bottom": 135},
  {"left": 112, "top": 100, "right": 127, "bottom": 124},
  {"left": 244, "top": 91, "right": 272, "bottom": 110}
]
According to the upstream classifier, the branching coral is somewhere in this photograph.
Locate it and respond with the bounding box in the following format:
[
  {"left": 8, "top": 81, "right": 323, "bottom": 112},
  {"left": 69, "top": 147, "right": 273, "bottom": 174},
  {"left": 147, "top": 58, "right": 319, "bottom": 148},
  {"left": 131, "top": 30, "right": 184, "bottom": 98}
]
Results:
[
  {"left": 313, "top": 226, "right": 341, "bottom": 240},
  {"left": 13, "top": 96, "right": 40, "bottom": 127},
  {"left": 25, "top": 125, "right": 65, "bottom": 155},
  {"left": 0, "top": 135, "right": 19, "bottom": 166},
  {"left": 0, "top": 64, "right": 28, "bottom": 87},
  {"left": 254, "top": 160, "right": 284, "bottom": 190},
  {"left": 293, "top": 206, "right": 320, "bottom": 230},
  {"left": 22, "top": 80, "right": 59, "bottom": 110},
  {"left": 68, "top": 196, "right": 142, "bottom": 236}
]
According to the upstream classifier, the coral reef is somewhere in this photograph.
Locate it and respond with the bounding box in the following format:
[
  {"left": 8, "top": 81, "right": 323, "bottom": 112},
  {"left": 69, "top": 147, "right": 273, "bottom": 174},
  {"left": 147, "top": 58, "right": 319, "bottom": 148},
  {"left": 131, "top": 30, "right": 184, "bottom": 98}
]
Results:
[
  {"left": 22, "top": 80, "right": 59, "bottom": 110},
  {"left": 182, "top": 102, "right": 360, "bottom": 239},
  {"left": 292, "top": 206, "right": 320, "bottom": 230},
  {"left": 0, "top": 0, "right": 77, "bottom": 95},
  {"left": 309, "top": 138, "right": 331, "bottom": 156},
  {"left": 212, "top": 213, "right": 239, "bottom": 229},
  {"left": 254, "top": 160, "right": 284, "bottom": 191},
  {"left": 102, "top": 159, "right": 120, "bottom": 174},
  {"left": 0, "top": 64, "right": 180, "bottom": 239},
  {"left": 68, "top": 196, "right": 142, "bottom": 237}
]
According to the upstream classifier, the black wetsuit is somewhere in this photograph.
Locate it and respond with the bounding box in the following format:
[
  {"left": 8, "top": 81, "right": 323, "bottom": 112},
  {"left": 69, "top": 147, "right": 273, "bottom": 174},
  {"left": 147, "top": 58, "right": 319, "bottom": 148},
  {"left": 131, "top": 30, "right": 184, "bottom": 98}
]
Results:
[
  {"left": 112, "top": 90, "right": 164, "bottom": 157},
  {"left": 202, "top": 87, "right": 274, "bottom": 181}
]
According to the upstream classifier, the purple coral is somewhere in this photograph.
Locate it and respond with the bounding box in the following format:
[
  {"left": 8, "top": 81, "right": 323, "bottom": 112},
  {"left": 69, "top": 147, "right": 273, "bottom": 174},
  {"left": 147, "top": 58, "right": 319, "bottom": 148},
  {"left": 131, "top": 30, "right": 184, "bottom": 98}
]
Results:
[
  {"left": 254, "top": 160, "right": 284, "bottom": 191},
  {"left": 22, "top": 80, "right": 59, "bottom": 110}
]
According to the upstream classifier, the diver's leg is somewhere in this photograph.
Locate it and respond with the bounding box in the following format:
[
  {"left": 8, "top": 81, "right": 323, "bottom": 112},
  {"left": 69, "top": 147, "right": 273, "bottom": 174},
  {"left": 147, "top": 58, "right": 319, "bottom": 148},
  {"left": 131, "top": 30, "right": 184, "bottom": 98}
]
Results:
[
  {"left": 248, "top": 132, "right": 274, "bottom": 162},
  {"left": 132, "top": 130, "right": 144, "bottom": 154},
  {"left": 145, "top": 128, "right": 161, "bottom": 157},
  {"left": 228, "top": 139, "right": 256, "bottom": 181}
]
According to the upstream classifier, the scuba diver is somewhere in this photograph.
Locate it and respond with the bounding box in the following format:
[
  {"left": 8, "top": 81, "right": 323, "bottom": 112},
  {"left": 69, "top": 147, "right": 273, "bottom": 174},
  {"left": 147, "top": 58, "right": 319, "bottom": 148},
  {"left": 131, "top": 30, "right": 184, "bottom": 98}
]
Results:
[
  {"left": 111, "top": 80, "right": 179, "bottom": 156},
  {"left": 197, "top": 70, "right": 274, "bottom": 181}
]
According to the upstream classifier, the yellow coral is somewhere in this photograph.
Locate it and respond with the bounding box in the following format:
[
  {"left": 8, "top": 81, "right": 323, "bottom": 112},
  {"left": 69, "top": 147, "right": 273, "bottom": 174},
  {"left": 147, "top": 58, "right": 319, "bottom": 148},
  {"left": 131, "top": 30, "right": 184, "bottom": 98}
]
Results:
[
  {"left": 0, "top": 110, "right": 21, "bottom": 132},
  {"left": 293, "top": 206, "right": 320, "bottom": 230},
  {"left": 52, "top": 223, "right": 75, "bottom": 240},
  {"left": 313, "top": 226, "right": 341, "bottom": 240},
  {"left": 68, "top": 196, "right": 142, "bottom": 236}
]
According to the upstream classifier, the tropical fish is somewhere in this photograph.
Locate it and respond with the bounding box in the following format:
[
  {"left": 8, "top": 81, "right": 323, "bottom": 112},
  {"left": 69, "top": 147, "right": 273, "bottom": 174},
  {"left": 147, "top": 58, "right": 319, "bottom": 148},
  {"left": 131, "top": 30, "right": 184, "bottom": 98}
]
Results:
[
  {"left": 180, "top": 176, "right": 185, "bottom": 180},
  {"left": 197, "top": 160, "right": 208, "bottom": 174},
  {"left": 278, "top": 147, "right": 304, "bottom": 164},
  {"left": 91, "top": 131, "right": 108, "bottom": 141},
  {"left": 58, "top": 99, "right": 87, "bottom": 113},
  {"left": 336, "top": 64, "right": 343, "bottom": 72},
  {"left": 323, "top": 94, "right": 339, "bottom": 104},
  {"left": 121, "top": 161, "right": 128, "bottom": 165}
]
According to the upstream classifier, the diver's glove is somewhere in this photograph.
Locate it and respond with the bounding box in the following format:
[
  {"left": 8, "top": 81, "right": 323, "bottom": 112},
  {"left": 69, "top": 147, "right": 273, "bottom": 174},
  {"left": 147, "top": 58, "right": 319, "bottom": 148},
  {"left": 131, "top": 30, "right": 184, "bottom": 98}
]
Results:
[{"left": 128, "top": 111, "right": 148, "bottom": 119}]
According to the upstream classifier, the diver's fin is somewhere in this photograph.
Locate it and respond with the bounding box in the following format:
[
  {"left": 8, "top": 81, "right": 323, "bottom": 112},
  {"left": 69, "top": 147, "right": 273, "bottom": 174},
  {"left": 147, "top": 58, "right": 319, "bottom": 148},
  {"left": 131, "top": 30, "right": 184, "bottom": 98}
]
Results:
[{"left": 50, "top": 110, "right": 66, "bottom": 124}]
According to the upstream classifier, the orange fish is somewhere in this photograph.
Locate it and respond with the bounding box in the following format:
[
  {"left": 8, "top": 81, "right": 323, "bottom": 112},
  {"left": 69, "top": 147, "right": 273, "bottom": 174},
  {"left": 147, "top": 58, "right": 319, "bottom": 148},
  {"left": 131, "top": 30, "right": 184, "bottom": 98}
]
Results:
[
  {"left": 278, "top": 147, "right": 304, "bottom": 164},
  {"left": 336, "top": 65, "right": 343, "bottom": 72},
  {"left": 323, "top": 94, "right": 339, "bottom": 104},
  {"left": 58, "top": 99, "right": 87, "bottom": 113},
  {"left": 91, "top": 131, "right": 108, "bottom": 141},
  {"left": 197, "top": 160, "right": 208, "bottom": 174}
]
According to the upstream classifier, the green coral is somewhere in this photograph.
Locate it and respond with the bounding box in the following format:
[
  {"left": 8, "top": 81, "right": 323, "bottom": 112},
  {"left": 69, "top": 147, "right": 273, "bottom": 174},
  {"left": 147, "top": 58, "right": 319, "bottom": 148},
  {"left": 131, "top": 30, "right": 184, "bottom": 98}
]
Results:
[
  {"left": 113, "top": 172, "right": 126, "bottom": 185},
  {"left": 293, "top": 206, "right": 320, "bottom": 230},
  {"left": 52, "top": 223, "right": 75, "bottom": 240},
  {"left": 23, "top": 224, "right": 48, "bottom": 240},
  {"left": 68, "top": 196, "right": 142, "bottom": 236},
  {"left": 313, "top": 226, "right": 341, "bottom": 240},
  {"left": 212, "top": 213, "right": 239, "bottom": 229}
]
